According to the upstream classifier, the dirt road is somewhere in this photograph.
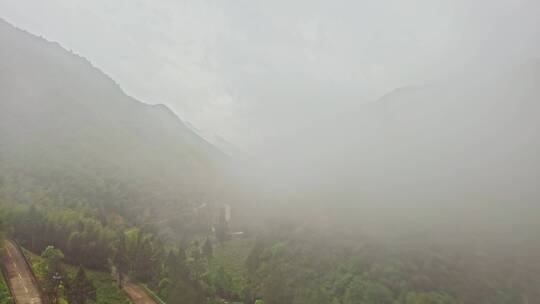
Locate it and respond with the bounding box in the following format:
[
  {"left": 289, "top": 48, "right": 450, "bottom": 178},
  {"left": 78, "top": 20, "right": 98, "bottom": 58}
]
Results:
[
  {"left": 1, "top": 240, "right": 43, "bottom": 304},
  {"left": 122, "top": 281, "right": 157, "bottom": 304}
]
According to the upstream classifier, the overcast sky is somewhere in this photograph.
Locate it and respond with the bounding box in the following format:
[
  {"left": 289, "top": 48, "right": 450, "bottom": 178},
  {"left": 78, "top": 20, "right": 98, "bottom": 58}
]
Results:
[{"left": 1, "top": 0, "right": 539, "bottom": 154}]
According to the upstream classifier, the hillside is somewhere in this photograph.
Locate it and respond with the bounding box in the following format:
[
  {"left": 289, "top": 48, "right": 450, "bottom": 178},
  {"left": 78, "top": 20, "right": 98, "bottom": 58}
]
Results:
[{"left": 0, "top": 18, "right": 226, "bottom": 231}]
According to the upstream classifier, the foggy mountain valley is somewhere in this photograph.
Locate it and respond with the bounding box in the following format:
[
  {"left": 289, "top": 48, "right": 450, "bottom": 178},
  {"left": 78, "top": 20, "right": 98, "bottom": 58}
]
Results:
[{"left": 1, "top": 1, "right": 539, "bottom": 304}]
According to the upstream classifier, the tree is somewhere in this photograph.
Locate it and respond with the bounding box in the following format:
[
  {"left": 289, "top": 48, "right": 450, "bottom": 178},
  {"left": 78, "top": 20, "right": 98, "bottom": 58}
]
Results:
[
  {"left": 189, "top": 240, "right": 206, "bottom": 281},
  {"left": 0, "top": 266, "right": 13, "bottom": 304},
  {"left": 66, "top": 266, "right": 96, "bottom": 304},
  {"left": 164, "top": 248, "right": 190, "bottom": 283},
  {"left": 20, "top": 205, "right": 44, "bottom": 251},
  {"left": 262, "top": 267, "right": 290, "bottom": 304},
  {"left": 133, "top": 238, "right": 155, "bottom": 282},
  {"left": 164, "top": 250, "right": 180, "bottom": 280},
  {"left": 166, "top": 279, "right": 206, "bottom": 304},
  {"left": 343, "top": 277, "right": 393, "bottom": 304},
  {"left": 202, "top": 237, "right": 213, "bottom": 258},
  {"left": 292, "top": 285, "right": 330, "bottom": 304},
  {"left": 210, "top": 266, "right": 234, "bottom": 298},
  {"left": 164, "top": 245, "right": 190, "bottom": 282},
  {"left": 246, "top": 238, "right": 265, "bottom": 274},
  {"left": 190, "top": 240, "right": 201, "bottom": 260},
  {"left": 113, "top": 233, "right": 130, "bottom": 287},
  {"left": 177, "top": 242, "right": 187, "bottom": 261},
  {"left": 40, "top": 246, "right": 66, "bottom": 302},
  {"left": 215, "top": 207, "right": 229, "bottom": 243}
]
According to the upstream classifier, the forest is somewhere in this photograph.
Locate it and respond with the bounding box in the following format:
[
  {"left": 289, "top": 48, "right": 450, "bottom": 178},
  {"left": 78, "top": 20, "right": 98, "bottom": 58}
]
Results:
[
  {"left": 1, "top": 2, "right": 540, "bottom": 303},
  {"left": 1, "top": 194, "right": 539, "bottom": 304}
]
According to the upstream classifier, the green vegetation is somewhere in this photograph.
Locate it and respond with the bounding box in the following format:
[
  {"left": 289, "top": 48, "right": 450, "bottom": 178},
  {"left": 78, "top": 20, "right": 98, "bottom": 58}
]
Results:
[
  {"left": 0, "top": 19, "right": 228, "bottom": 303},
  {"left": 0, "top": 270, "right": 13, "bottom": 304},
  {"left": 24, "top": 248, "right": 130, "bottom": 304},
  {"left": 1, "top": 198, "right": 237, "bottom": 304},
  {"left": 66, "top": 266, "right": 97, "bottom": 304},
  {"left": 210, "top": 238, "right": 254, "bottom": 296},
  {"left": 39, "top": 245, "right": 66, "bottom": 301},
  {"left": 237, "top": 225, "right": 540, "bottom": 304},
  {"left": 4, "top": 198, "right": 540, "bottom": 304}
]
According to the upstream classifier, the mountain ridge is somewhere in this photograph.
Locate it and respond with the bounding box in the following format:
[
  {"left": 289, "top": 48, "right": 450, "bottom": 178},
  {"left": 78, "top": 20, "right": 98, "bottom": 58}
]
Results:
[{"left": 0, "top": 18, "right": 227, "bottom": 229}]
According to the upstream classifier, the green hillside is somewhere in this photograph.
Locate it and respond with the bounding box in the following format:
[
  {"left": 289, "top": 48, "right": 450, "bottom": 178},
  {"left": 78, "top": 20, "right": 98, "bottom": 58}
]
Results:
[
  {"left": 23, "top": 247, "right": 131, "bottom": 304},
  {"left": 0, "top": 18, "right": 227, "bottom": 239}
]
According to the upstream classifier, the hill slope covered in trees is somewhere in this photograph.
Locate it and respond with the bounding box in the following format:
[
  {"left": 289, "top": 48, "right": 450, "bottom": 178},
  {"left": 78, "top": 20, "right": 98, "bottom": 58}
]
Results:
[
  {"left": 0, "top": 18, "right": 232, "bottom": 304},
  {"left": 0, "top": 18, "right": 227, "bottom": 232}
]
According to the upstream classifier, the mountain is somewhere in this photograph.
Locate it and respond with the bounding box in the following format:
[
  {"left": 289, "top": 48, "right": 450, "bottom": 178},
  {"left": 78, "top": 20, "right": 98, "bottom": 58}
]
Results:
[
  {"left": 0, "top": 19, "right": 226, "bottom": 227},
  {"left": 241, "top": 59, "right": 540, "bottom": 242},
  {"left": 277, "top": 60, "right": 540, "bottom": 204},
  {"left": 353, "top": 62, "right": 540, "bottom": 205}
]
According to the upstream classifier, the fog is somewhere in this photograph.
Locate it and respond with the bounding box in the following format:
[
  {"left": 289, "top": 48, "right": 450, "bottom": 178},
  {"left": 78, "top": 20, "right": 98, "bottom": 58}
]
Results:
[
  {"left": 2, "top": 1, "right": 540, "bottom": 238},
  {"left": 2, "top": 0, "right": 539, "bottom": 151},
  {"left": 2, "top": 3, "right": 540, "bottom": 303}
]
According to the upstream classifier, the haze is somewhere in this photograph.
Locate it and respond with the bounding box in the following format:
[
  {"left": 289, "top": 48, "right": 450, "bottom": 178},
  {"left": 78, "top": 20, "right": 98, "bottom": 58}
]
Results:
[
  {"left": 1, "top": 2, "right": 540, "bottom": 303},
  {"left": 2, "top": 0, "right": 539, "bottom": 153}
]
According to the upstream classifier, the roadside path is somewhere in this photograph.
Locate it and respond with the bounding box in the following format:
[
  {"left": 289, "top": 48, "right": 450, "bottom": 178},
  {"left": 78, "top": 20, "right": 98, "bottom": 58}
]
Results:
[
  {"left": 1, "top": 240, "right": 43, "bottom": 304},
  {"left": 122, "top": 281, "right": 157, "bottom": 304}
]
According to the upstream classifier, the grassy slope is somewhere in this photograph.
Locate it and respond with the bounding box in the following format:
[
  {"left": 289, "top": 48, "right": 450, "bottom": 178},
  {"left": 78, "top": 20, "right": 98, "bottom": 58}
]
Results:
[{"left": 23, "top": 248, "right": 131, "bottom": 304}]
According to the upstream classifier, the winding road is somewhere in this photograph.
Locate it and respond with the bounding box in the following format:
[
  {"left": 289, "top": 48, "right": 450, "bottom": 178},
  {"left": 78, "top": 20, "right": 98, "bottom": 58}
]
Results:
[{"left": 1, "top": 240, "right": 43, "bottom": 304}]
